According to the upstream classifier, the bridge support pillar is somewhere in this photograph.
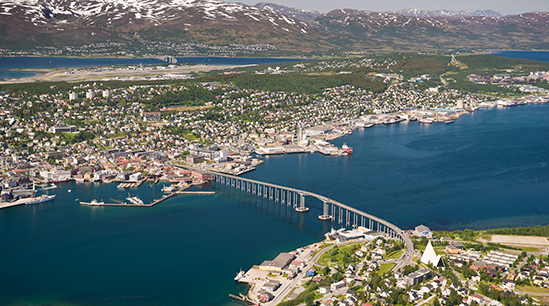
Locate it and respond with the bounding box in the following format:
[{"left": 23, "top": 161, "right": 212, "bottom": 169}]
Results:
[
  {"left": 319, "top": 201, "right": 332, "bottom": 220},
  {"left": 295, "top": 193, "right": 309, "bottom": 212}
]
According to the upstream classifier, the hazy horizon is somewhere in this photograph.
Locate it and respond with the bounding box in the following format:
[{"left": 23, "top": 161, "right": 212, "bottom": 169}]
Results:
[{"left": 242, "top": 0, "right": 549, "bottom": 15}]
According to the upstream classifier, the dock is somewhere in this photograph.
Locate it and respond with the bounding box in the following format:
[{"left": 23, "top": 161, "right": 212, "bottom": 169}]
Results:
[
  {"left": 176, "top": 191, "right": 215, "bottom": 195},
  {"left": 0, "top": 197, "right": 35, "bottom": 209},
  {"left": 228, "top": 293, "right": 254, "bottom": 304},
  {"left": 80, "top": 184, "right": 215, "bottom": 207},
  {"left": 116, "top": 178, "right": 147, "bottom": 189},
  {"left": 80, "top": 192, "right": 178, "bottom": 207}
]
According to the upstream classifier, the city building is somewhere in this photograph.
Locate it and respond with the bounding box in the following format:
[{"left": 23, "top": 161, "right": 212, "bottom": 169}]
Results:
[{"left": 258, "top": 252, "right": 295, "bottom": 273}]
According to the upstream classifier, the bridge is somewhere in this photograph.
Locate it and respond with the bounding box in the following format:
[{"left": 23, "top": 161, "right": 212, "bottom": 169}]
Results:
[{"left": 171, "top": 164, "right": 414, "bottom": 262}]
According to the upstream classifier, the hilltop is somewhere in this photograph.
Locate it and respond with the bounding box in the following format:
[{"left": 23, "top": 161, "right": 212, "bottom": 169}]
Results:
[{"left": 0, "top": 0, "right": 548, "bottom": 56}]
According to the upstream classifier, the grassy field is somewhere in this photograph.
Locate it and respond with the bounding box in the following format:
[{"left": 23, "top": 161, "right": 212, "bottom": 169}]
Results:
[
  {"left": 317, "top": 242, "right": 364, "bottom": 267},
  {"left": 378, "top": 263, "right": 396, "bottom": 275},
  {"left": 385, "top": 250, "right": 404, "bottom": 260},
  {"left": 518, "top": 286, "right": 549, "bottom": 294},
  {"left": 310, "top": 243, "right": 331, "bottom": 259}
]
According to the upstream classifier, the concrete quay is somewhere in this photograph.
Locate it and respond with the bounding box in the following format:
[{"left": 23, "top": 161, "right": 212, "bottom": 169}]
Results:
[{"left": 0, "top": 197, "right": 35, "bottom": 209}]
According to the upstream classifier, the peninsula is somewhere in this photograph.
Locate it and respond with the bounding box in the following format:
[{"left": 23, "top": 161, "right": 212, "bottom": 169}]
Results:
[{"left": 1, "top": 54, "right": 549, "bottom": 306}]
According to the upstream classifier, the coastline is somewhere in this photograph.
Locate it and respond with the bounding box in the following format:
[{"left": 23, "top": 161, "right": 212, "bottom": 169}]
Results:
[
  {"left": 1, "top": 103, "right": 549, "bottom": 305},
  {"left": 0, "top": 54, "right": 308, "bottom": 59}
]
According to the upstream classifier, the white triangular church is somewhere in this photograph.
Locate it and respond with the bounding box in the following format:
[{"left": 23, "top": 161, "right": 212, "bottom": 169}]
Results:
[{"left": 421, "top": 241, "right": 445, "bottom": 268}]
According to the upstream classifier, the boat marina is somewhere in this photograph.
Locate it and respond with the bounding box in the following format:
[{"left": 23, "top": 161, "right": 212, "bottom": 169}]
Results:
[{"left": 79, "top": 182, "right": 215, "bottom": 207}]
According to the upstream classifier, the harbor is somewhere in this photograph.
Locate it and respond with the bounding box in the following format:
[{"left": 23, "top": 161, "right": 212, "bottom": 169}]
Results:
[
  {"left": 0, "top": 104, "right": 548, "bottom": 306},
  {"left": 80, "top": 183, "right": 215, "bottom": 207}
]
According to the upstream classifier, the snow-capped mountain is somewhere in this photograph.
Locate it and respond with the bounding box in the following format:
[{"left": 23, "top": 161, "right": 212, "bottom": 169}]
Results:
[
  {"left": 0, "top": 0, "right": 324, "bottom": 52},
  {"left": 0, "top": 0, "right": 548, "bottom": 55},
  {"left": 316, "top": 9, "right": 549, "bottom": 51},
  {"left": 0, "top": 0, "right": 309, "bottom": 31},
  {"left": 388, "top": 8, "right": 502, "bottom": 18},
  {"left": 254, "top": 2, "right": 322, "bottom": 20}
]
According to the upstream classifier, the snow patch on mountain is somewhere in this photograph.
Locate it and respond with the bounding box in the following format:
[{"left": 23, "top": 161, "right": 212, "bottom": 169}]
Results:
[
  {"left": 388, "top": 8, "right": 502, "bottom": 18},
  {"left": 0, "top": 0, "right": 308, "bottom": 33}
]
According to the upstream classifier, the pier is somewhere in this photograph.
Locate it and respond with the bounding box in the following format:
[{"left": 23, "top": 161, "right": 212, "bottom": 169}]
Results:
[
  {"left": 228, "top": 293, "right": 254, "bottom": 304},
  {"left": 116, "top": 178, "right": 147, "bottom": 189},
  {"left": 80, "top": 186, "right": 215, "bottom": 207},
  {"left": 176, "top": 191, "right": 215, "bottom": 195}
]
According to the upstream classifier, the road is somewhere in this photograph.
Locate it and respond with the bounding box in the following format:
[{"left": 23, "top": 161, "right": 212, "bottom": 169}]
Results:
[
  {"left": 268, "top": 237, "right": 417, "bottom": 305},
  {"left": 267, "top": 240, "right": 364, "bottom": 305}
]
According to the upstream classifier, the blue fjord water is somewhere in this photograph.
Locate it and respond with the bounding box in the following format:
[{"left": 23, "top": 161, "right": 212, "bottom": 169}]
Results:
[
  {"left": 1, "top": 52, "right": 548, "bottom": 80},
  {"left": 0, "top": 104, "right": 549, "bottom": 306},
  {"left": 488, "top": 50, "right": 549, "bottom": 62}
]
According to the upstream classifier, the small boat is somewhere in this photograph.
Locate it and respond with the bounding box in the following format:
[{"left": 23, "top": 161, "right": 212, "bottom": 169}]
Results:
[
  {"left": 234, "top": 269, "right": 245, "bottom": 281},
  {"left": 39, "top": 183, "right": 57, "bottom": 190},
  {"left": 341, "top": 143, "right": 353, "bottom": 155},
  {"left": 126, "top": 193, "right": 144, "bottom": 205},
  {"left": 162, "top": 185, "right": 175, "bottom": 193},
  {"left": 68, "top": 190, "right": 72, "bottom": 193},
  {"left": 89, "top": 199, "right": 104, "bottom": 205}
]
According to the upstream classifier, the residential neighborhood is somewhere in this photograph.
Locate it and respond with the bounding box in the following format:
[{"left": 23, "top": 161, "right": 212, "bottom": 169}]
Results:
[{"left": 234, "top": 224, "right": 548, "bottom": 306}]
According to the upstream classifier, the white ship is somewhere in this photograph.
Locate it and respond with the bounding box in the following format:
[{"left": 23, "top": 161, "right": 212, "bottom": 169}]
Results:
[
  {"left": 234, "top": 269, "right": 245, "bottom": 282},
  {"left": 161, "top": 185, "right": 175, "bottom": 193},
  {"left": 26, "top": 194, "right": 56, "bottom": 205},
  {"left": 126, "top": 193, "right": 144, "bottom": 205},
  {"left": 38, "top": 183, "right": 57, "bottom": 190}
]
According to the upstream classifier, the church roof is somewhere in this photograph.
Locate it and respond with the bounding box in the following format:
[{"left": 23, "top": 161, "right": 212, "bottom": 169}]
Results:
[{"left": 421, "top": 241, "right": 444, "bottom": 267}]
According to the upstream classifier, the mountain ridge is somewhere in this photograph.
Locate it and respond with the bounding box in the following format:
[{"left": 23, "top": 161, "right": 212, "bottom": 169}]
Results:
[
  {"left": 0, "top": 0, "right": 548, "bottom": 55},
  {"left": 254, "top": 2, "right": 322, "bottom": 20},
  {"left": 387, "top": 8, "right": 502, "bottom": 17}
]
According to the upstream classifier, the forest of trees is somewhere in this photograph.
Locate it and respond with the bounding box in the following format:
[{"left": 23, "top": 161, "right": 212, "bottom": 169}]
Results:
[
  {"left": 457, "top": 55, "right": 549, "bottom": 70},
  {"left": 198, "top": 73, "right": 387, "bottom": 95},
  {"left": 147, "top": 85, "right": 224, "bottom": 107}
]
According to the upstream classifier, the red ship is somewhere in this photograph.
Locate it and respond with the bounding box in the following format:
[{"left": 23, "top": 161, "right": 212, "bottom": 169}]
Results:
[{"left": 342, "top": 143, "right": 353, "bottom": 155}]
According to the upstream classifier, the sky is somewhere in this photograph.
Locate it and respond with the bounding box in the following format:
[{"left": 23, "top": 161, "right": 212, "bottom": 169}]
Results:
[{"left": 240, "top": 0, "right": 549, "bottom": 15}]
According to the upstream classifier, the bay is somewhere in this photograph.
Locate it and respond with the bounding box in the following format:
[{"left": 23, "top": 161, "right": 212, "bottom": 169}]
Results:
[
  {"left": 0, "top": 104, "right": 548, "bottom": 306},
  {"left": 0, "top": 56, "right": 301, "bottom": 80},
  {"left": 488, "top": 50, "right": 549, "bottom": 62}
]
